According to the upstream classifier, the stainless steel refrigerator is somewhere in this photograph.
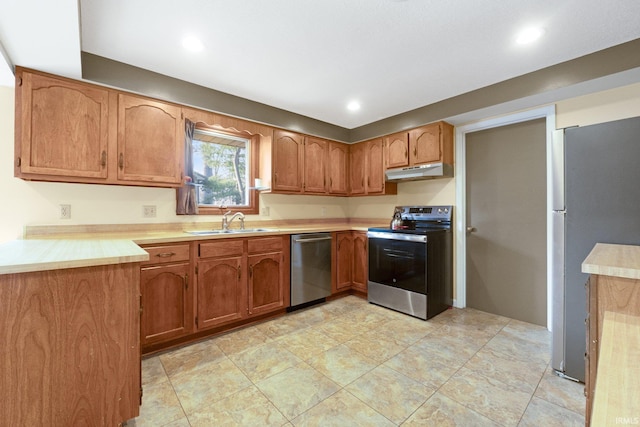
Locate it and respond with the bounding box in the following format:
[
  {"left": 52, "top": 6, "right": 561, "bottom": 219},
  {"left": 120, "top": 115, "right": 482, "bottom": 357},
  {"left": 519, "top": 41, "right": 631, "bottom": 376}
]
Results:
[{"left": 551, "top": 116, "right": 640, "bottom": 382}]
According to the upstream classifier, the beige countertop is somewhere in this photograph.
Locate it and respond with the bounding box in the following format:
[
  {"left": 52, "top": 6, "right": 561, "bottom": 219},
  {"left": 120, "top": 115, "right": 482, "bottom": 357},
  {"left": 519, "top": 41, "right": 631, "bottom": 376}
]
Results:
[
  {"left": 582, "top": 243, "right": 640, "bottom": 279},
  {"left": 2, "top": 221, "right": 378, "bottom": 275},
  {"left": 121, "top": 225, "right": 369, "bottom": 245},
  {"left": 591, "top": 311, "right": 640, "bottom": 425},
  {"left": 0, "top": 239, "right": 149, "bottom": 275},
  {"left": 22, "top": 222, "right": 375, "bottom": 245}
]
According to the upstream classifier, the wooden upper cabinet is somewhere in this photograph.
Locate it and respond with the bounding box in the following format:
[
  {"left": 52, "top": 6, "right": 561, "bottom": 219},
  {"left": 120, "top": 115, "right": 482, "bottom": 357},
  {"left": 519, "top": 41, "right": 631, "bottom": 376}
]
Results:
[
  {"left": 385, "top": 132, "right": 409, "bottom": 169},
  {"left": 15, "top": 68, "right": 185, "bottom": 188},
  {"left": 366, "top": 138, "right": 386, "bottom": 194},
  {"left": 328, "top": 142, "right": 349, "bottom": 195},
  {"left": 117, "top": 94, "right": 184, "bottom": 185},
  {"left": 409, "top": 122, "right": 453, "bottom": 166},
  {"left": 272, "top": 129, "right": 304, "bottom": 192},
  {"left": 15, "top": 68, "right": 109, "bottom": 179},
  {"left": 349, "top": 142, "right": 366, "bottom": 195},
  {"left": 304, "top": 136, "right": 328, "bottom": 194},
  {"left": 349, "top": 139, "right": 396, "bottom": 196}
]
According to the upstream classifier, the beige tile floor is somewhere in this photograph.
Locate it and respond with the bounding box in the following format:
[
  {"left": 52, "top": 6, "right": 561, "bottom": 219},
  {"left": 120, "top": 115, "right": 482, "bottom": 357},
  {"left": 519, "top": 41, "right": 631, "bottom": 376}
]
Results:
[{"left": 126, "top": 296, "right": 586, "bottom": 427}]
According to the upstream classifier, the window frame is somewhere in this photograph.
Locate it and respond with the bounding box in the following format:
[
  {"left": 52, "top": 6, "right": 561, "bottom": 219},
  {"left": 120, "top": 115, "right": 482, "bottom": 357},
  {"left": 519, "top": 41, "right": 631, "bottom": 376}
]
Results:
[{"left": 191, "top": 125, "right": 260, "bottom": 216}]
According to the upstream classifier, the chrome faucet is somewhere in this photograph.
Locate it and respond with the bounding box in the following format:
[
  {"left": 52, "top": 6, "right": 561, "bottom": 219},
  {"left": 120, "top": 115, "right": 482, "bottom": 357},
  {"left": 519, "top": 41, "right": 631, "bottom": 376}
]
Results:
[{"left": 222, "top": 210, "right": 245, "bottom": 230}]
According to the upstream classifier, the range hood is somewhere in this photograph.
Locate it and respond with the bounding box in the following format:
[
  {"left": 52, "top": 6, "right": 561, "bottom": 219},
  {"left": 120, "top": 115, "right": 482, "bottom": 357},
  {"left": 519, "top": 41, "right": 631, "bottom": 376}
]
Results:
[{"left": 385, "top": 162, "right": 453, "bottom": 182}]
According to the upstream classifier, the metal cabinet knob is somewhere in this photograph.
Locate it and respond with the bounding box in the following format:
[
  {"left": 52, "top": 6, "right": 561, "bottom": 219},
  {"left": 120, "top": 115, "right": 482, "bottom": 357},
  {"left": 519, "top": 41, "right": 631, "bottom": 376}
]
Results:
[{"left": 466, "top": 226, "right": 477, "bottom": 233}]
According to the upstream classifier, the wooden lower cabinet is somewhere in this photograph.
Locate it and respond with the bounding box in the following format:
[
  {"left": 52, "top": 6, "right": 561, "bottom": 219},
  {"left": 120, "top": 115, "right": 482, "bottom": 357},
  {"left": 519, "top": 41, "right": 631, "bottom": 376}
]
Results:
[
  {"left": 197, "top": 256, "right": 245, "bottom": 329},
  {"left": 141, "top": 263, "right": 191, "bottom": 346},
  {"left": 194, "top": 236, "right": 289, "bottom": 330},
  {"left": 140, "top": 243, "right": 192, "bottom": 351},
  {"left": 334, "top": 232, "right": 353, "bottom": 292},
  {"left": 0, "top": 263, "right": 141, "bottom": 426},
  {"left": 249, "top": 252, "right": 287, "bottom": 315},
  {"left": 352, "top": 232, "right": 368, "bottom": 292},
  {"left": 332, "top": 231, "right": 368, "bottom": 294},
  {"left": 585, "top": 273, "right": 640, "bottom": 425}
]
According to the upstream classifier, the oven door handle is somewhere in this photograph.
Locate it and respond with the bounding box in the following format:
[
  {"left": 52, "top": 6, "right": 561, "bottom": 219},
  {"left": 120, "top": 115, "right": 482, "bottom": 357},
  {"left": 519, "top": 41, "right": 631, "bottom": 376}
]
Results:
[
  {"left": 367, "top": 231, "right": 427, "bottom": 243},
  {"left": 383, "top": 252, "right": 415, "bottom": 259}
]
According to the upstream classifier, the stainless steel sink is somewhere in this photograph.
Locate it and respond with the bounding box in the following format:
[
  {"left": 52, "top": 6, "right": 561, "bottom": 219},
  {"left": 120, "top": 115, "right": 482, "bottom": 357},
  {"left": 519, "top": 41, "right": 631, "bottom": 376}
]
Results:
[{"left": 185, "top": 228, "right": 277, "bottom": 236}]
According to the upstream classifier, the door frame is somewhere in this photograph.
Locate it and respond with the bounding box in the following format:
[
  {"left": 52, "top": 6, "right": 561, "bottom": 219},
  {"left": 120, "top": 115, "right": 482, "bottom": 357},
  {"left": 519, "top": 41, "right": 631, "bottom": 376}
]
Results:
[{"left": 454, "top": 105, "right": 556, "bottom": 329}]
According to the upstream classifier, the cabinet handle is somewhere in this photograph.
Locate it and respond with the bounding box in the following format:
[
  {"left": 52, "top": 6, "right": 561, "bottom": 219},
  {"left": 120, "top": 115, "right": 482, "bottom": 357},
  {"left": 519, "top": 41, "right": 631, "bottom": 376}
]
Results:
[
  {"left": 237, "top": 265, "right": 241, "bottom": 279},
  {"left": 183, "top": 274, "right": 188, "bottom": 290},
  {"left": 274, "top": 173, "right": 278, "bottom": 183},
  {"left": 156, "top": 252, "right": 176, "bottom": 258},
  {"left": 249, "top": 265, "right": 253, "bottom": 277},
  {"left": 413, "top": 147, "right": 417, "bottom": 157},
  {"left": 119, "top": 153, "right": 124, "bottom": 170},
  {"left": 101, "top": 151, "right": 107, "bottom": 168}
]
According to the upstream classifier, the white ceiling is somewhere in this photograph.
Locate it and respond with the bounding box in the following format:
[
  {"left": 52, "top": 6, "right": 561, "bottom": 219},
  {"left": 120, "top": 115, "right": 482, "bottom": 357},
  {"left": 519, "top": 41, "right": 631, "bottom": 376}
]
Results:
[{"left": 1, "top": 0, "right": 640, "bottom": 128}]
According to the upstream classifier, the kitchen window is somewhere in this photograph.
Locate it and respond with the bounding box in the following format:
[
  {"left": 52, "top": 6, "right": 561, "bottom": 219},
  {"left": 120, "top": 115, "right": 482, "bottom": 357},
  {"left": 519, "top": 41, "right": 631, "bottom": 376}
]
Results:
[{"left": 191, "top": 127, "right": 259, "bottom": 215}]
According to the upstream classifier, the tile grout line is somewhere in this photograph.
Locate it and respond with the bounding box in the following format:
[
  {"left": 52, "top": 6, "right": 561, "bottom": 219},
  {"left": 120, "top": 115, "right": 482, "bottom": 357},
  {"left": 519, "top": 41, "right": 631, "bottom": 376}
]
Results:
[
  {"left": 137, "top": 299, "right": 571, "bottom": 426},
  {"left": 423, "top": 318, "right": 512, "bottom": 426},
  {"left": 159, "top": 355, "right": 194, "bottom": 427}
]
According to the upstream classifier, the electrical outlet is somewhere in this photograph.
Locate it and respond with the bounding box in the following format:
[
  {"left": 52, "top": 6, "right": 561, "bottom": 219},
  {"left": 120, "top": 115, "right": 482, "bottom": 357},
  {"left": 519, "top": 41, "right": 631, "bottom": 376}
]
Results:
[
  {"left": 60, "top": 204, "right": 71, "bottom": 219},
  {"left": 261, "top": 206, "right": 270, "bottom": 216},
  {"left": 143, "top": 205, "right": 157, "bottom": 218}
]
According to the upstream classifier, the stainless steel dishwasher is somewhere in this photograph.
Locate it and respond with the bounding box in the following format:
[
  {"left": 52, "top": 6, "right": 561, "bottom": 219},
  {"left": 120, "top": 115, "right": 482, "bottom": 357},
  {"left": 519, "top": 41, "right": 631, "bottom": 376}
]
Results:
[{"left": 290, "top": 233, "right": 332, "bottom": 309}]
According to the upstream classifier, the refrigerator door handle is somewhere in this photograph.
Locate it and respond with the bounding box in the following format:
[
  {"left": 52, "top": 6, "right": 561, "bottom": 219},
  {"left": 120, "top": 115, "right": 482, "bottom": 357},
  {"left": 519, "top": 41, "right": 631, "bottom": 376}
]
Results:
[
  {"left": 551, "top": 129, "right": 565, "bottom": 211},
  {"left": 551, "top": 209, "right": 566, "bottom": 373}
]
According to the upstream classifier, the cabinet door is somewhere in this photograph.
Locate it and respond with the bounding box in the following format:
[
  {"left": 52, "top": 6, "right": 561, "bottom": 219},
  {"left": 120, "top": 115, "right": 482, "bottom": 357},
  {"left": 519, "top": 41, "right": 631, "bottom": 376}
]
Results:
[
  {"left": 328, "top": 142, "right": 349, "bottom": 195},
  {"left": 248, "top": 252, "right": 285, "bottom": 315},
  {"left": 352, "top": 232, "right": 368, "bottom": 292},
  {"left": 272, "top": 129, "right": 304, "bottom": 192},
  {"left": 385, "top": 132, "right": 409, "bottom": 169},
  {"left": 304, "top": 137, "right": 328, "bottom": 194},
  {"left": 349, "top": 142, "right": 366, "bottom": 195},
  {"left": 117, "top": 94, "right": 184, "bottom": 185},
  {"left": 409, "top": 123, "right": 441, "bottom": 165},
  {"left": 197, "top": 256, "right": 245, "bottom": 329},
  {"left": 17, "top": 70, "right": 109, "bottom": 179},
  {"left": 334, "top": 232, "right": 353, "bottom": 291},
  {"left": 366, "top": 138, "right": 385, "bottom": 194},
  {"left": 141, "top": 263, "right": 190, "bottom": 346}
]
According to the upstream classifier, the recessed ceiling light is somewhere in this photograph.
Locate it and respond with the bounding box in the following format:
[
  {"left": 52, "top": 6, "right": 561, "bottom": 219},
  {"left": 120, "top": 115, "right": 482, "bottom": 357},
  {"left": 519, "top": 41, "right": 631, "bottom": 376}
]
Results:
[
  {"left": 347, "top": 101, "right": 361, "bottom": 112},
  {"left": 516, "top": 27, "right": 545, "bottom": 45},
  {"left": 182, "top": 35, "right": 204, "bottom": 52}
]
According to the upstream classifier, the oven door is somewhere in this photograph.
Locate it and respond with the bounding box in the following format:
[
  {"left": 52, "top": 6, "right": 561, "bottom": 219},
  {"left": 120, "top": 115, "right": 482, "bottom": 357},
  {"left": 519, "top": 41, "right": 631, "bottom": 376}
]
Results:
[{"left": 367, "top": 231, "right": 427, "bottom": 294}]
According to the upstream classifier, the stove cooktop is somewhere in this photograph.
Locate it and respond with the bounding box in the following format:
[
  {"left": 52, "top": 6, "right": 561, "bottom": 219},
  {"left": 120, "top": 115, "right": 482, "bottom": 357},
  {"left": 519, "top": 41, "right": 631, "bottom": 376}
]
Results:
[
  {"left": 370, "top": 205, "right": 453, "bottom": 235},
  {"left": 368, "top": 226, "right": 449, "bottom": 235}
]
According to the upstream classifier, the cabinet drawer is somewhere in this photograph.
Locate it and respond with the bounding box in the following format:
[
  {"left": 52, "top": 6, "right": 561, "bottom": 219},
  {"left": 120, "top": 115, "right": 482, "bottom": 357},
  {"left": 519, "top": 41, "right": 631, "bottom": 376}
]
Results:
[
  {"left": 199, "top": 239, "right": 244, "bottom": 258},
  {"left": 142, "top": 244, "right": 190, "bottom": 266},
  {"left": 248, "top": 237, "right": 284, "bottom": 254}
]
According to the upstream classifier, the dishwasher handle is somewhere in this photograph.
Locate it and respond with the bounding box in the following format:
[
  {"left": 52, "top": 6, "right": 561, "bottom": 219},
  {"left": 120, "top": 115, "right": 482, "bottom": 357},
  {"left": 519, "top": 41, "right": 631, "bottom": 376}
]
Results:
[{"left": 293, "top": 236, "right": 332, "bottom": 243}]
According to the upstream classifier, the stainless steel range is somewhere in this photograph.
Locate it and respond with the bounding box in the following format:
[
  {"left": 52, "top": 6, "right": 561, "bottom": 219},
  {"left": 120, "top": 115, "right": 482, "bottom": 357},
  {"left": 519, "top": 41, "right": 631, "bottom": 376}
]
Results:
[{"left": 367, "top": 205, "right": 453, "bottom": 320}]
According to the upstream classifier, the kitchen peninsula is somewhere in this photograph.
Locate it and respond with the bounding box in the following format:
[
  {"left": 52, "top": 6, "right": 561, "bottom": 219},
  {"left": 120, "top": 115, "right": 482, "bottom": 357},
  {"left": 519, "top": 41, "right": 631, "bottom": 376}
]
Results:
[
  {"left": 582, "top": 243, "right": 640, "bottom": 426},
  {"left": 0, "top": 239, "right": 148, "bottom": 426}
]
